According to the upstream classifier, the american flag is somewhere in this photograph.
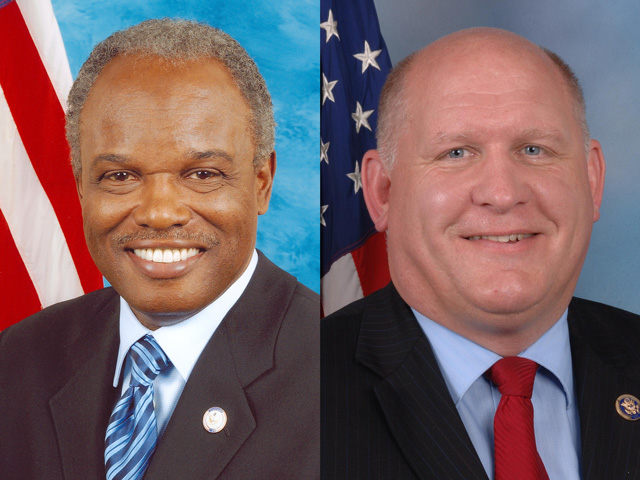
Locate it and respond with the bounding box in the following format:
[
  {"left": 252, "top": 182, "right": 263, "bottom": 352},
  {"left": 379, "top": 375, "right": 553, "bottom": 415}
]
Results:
[
  {"left": 320, "top": 0, "right": 391, "bottom": 315},
  {"left": 0, "top": 0, "right": 102, "bottom": 329}
]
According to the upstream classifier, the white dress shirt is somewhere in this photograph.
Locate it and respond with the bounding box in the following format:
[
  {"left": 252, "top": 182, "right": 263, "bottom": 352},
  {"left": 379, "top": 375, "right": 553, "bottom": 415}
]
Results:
[{"left": 112, "top": 250, "right": 258, "bottom": 436}]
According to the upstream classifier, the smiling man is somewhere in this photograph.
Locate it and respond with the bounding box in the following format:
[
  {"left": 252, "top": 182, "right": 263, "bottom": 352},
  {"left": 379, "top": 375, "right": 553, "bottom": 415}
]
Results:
[
  {"left": 322, "top": 28, "right": 640, "bottom": 479},
  {"left": 0, "top": 20, "right": 318, "bottom": 480}
]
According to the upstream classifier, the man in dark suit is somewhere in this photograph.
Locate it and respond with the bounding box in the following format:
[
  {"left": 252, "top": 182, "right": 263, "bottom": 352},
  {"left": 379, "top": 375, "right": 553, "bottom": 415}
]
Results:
[
  {"left": 0, "top": 19, "right": 318, "bottom": 479},
  {"left": 323, "top": 28, "right": 640, "bottom": 479}
]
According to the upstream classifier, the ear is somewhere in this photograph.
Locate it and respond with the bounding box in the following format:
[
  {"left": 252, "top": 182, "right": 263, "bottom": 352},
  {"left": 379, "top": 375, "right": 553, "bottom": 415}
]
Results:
[
  {"left": 256, "top": 150, "right": 276, "bottom": 215},
  {"left": 362, "top": 149, "right": 391, "bottom": 232},
  {"left": 586, "top": 139, "right": 606, "bottom": 222}
]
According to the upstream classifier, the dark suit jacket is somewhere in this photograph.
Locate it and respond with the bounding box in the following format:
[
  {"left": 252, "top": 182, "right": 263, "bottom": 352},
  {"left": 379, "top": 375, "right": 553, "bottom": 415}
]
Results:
[
  {"left": 322, "top": 282, "right": 640, "bottom": 479},
  {"left": 0, "top": 252, "right": 319, "bottom": 480}
]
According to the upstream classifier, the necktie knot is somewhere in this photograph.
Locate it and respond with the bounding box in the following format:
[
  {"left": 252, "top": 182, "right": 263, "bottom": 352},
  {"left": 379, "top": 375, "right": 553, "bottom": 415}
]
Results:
[
  {"left": 129, "top": 334, "right": 172, "bottom": 387},
  {"left": 488, "top": 356, "right": 538, "bottom": 398}
]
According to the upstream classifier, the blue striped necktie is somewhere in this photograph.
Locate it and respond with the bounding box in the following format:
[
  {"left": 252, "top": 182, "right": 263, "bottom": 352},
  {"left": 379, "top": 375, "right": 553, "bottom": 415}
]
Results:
[{"left": 105, "top": 334, "right": 172, "bottom": 480}]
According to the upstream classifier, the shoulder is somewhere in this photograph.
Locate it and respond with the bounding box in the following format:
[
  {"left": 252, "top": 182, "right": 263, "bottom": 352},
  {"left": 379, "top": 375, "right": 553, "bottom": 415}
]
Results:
[
  {"left": 235, "top": 253, "right": 319, "bottom": 365},
  {"left": 322, "top": 284, "right": 394, "bottom": 342},
  {"left": 271, "top": 279, "right": 319, "bottom": 350},
  {"left": 322, "top": 296, "right": 367, "bottom": 349},
  {"left": 322, "top": 283, "right": 428, "bottom": 381},
  {"left": 253, "top": 250, "right": 319, "bottom": 319},
  {"left": 272, "top": 278, "right": 319, "bottom": 371},
  {"left": 1, "top": 287, "right": 118, "bottom": 339},
  {"left": 0, "top": 287, "right": 119, "bottom": 366},
  {"left": 569, "top": 296, "right": 640, "bottom": 331},
  {"left": 287, "top": 281, "right": 319, "bottom": 317},
  {"left": 321, "top": 286, "right": 396, "bottom": 373},
  {"left": 568, "top": 296, "right": 640, "bottom": 363}
]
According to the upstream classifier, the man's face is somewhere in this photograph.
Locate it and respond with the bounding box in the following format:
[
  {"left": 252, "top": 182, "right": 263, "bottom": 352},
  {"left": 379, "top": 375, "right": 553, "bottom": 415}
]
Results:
[
  {"left": 366, "top": 34, "right": 605, "bottom": 350},
  {"left": 77, "top": 55, "right": 274, "bottom": 328}
]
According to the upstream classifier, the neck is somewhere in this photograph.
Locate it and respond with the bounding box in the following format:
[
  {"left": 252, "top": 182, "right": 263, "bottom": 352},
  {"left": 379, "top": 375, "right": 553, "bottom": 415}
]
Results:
[{"left": 131, "top": 306, "right": 205, "bottom": 330}]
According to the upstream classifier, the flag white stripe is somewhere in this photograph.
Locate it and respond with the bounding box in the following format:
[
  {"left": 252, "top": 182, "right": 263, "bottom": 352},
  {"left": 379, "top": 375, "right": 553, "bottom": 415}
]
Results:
[
  {"left": 321, "top": 252, "right": 364, "bottom": 316},
  {"left": 15, "top": 0, "right": 73, "bottom": 110},
  {"left": 0, "top": 86, "right": 83, "bottom": 307}
]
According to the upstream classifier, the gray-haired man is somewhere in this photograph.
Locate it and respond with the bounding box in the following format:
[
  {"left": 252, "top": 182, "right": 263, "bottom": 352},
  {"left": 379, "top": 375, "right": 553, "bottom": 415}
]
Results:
[{"left": 1, "top": 19, "right": 318, "bottom": 480}]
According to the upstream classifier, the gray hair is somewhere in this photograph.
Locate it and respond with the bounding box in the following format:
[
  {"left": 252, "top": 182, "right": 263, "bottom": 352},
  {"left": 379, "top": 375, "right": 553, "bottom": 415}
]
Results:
[
  {"left": 375, "top": 52, "right": 415, "bottom": 169},
  {"left": 541, "top": 47, "right": 591, "bottom": 153},
  {"left": 66, "top": 18, "right": 275, "bottom": 176},
  {"left": 376, "top": 47, "right": 590, "bottom": 169}
]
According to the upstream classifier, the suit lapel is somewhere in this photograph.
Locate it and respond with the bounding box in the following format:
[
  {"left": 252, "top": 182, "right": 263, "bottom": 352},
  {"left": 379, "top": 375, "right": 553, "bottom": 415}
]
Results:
[
  {"left": 358, "top": 284, "right": 488, "bottom": 480},
  {"left": 569, "top": 299, "right": 640, "bottom": 479},
  {"left": 49, "top": 292, "right": 120, "bottom": 480},
  {"left": 145, "top": 252, "right": 298, "bottom": 479},
  {"left": 145, "top": 323, "right": 257, "bottom": 480}
]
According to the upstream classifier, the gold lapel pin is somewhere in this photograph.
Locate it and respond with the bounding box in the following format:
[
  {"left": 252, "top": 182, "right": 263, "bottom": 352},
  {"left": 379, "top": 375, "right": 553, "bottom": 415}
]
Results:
[
  {"left": 615, "top": 395, "right": 640, "bottom": 421},
  {"left": 203, "top": 406, "right": 228, "bottom": 433}
]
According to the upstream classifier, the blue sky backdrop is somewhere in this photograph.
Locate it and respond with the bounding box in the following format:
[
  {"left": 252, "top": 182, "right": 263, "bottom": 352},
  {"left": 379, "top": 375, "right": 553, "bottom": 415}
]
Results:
[
  {"left": 52, "top": 0, "right": 320, "bottom": 292},
  {"left": 373, "top": 0, "right": 640, "bottom": 313}
]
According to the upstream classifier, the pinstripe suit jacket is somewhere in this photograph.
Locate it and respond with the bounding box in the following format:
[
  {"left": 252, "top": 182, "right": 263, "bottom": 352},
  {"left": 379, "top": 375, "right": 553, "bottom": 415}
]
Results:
[
  {"left": 0, "top": 252, "right": 319, "bottom": 480},
  {"left": 322, "top": 282, "right": 640, "bottom": 479}
]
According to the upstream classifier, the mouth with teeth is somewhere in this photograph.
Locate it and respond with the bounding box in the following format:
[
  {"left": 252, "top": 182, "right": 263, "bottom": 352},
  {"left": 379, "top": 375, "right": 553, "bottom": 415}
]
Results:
[
  {"left": 466, "top": 234, "right": 534, "bottom": 243},
  {"left": 132, "top": 247, "right": 202, "bottom": 263}
]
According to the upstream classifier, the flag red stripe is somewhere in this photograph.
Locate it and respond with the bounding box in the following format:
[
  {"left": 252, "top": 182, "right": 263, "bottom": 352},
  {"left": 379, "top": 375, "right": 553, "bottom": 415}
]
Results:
[
  {"left": 0, "top": 209, "right": 42, "bottom": 329},
  {"left": 351, "top": 231, "right": 390, "bottom": 296},
  {"left": 0, "top": 1, "right": 102, "bottom": 293}
]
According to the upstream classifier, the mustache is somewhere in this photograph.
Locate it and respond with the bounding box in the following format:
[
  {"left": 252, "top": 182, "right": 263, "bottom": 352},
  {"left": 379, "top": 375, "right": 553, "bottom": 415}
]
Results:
[{"left": 113, "top": 229, "right": 220, "bottom": 248}]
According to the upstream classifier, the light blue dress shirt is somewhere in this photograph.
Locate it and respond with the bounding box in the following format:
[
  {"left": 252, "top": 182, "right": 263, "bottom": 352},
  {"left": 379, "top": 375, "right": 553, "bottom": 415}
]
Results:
[
  {"left": 413, "top": 309, "right": 582, "bottom": 480},
  {"left": 112, "top": 250, "right": 258, "bottom": 436}
]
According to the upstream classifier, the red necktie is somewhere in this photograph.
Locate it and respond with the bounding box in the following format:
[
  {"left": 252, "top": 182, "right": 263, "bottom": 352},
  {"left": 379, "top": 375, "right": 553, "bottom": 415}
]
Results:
[{"left": 488, "top": 357, "right": 550, "bottom": 480}]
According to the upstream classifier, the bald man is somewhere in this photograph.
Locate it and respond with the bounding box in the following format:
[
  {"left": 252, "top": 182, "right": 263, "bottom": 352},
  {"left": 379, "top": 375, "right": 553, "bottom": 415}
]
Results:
[{"left": 322, "top": 28, "right": 640, "bottom": 480}]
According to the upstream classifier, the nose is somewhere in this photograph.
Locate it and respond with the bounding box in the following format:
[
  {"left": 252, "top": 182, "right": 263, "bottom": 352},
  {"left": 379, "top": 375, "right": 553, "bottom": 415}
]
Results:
[
  {"left": 132, "top": 175, "right": 191, "bottom": 229},
  {"left": 470, "top": 150, "right": 532, "bottom": 213}
]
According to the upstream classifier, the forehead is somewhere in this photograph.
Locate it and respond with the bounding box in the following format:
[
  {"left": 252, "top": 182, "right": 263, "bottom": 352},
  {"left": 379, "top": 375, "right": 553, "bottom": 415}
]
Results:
[
  {"left": 78, "top": 54, "right": 253, "bottom": 164},
  {"left": 82, "top": 53, "right": 249, "bottom": 115},
  {"left": 402, "top": 37, "right": 577, "bottom": 137}
]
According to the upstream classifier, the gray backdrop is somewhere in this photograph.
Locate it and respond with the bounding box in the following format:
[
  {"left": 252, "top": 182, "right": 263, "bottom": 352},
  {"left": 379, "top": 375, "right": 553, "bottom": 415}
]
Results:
[{"left": 373, "top": 0, "right": 640, "bottom": 314}]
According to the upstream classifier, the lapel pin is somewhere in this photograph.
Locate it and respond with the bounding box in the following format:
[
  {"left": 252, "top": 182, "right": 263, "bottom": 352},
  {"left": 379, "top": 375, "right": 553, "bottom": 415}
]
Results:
[
  {"left": 203, "top": 406, "right": 228, "bottom": 433},
  {"left": 615, "top": 395, "right": 640, "bottom": 421}
]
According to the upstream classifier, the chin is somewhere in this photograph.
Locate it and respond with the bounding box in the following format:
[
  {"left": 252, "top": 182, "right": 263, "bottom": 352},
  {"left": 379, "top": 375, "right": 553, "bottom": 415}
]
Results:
[
  {"left": 128, "top": 298, "right": 206, "bottom": 328},
  {"left": 135, "top": 294, "right": 205, "bottom": 314},
  {"left": 115, "top": 282, "right": 208, "bottom": 314},
  {"left": 469, "top": 287, "right": 541, "bottom": 317}
]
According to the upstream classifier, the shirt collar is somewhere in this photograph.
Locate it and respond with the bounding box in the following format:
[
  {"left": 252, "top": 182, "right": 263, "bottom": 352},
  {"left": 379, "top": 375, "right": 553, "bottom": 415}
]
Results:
[
  {"left": 521, "top": 310, "right": 574, "bottom": 408},
  {"left": 413, "top": 308, "right": 573, "bottom": 408},
  {"left": 113, "top": 249, "right": 258, "bottom": 387}
]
